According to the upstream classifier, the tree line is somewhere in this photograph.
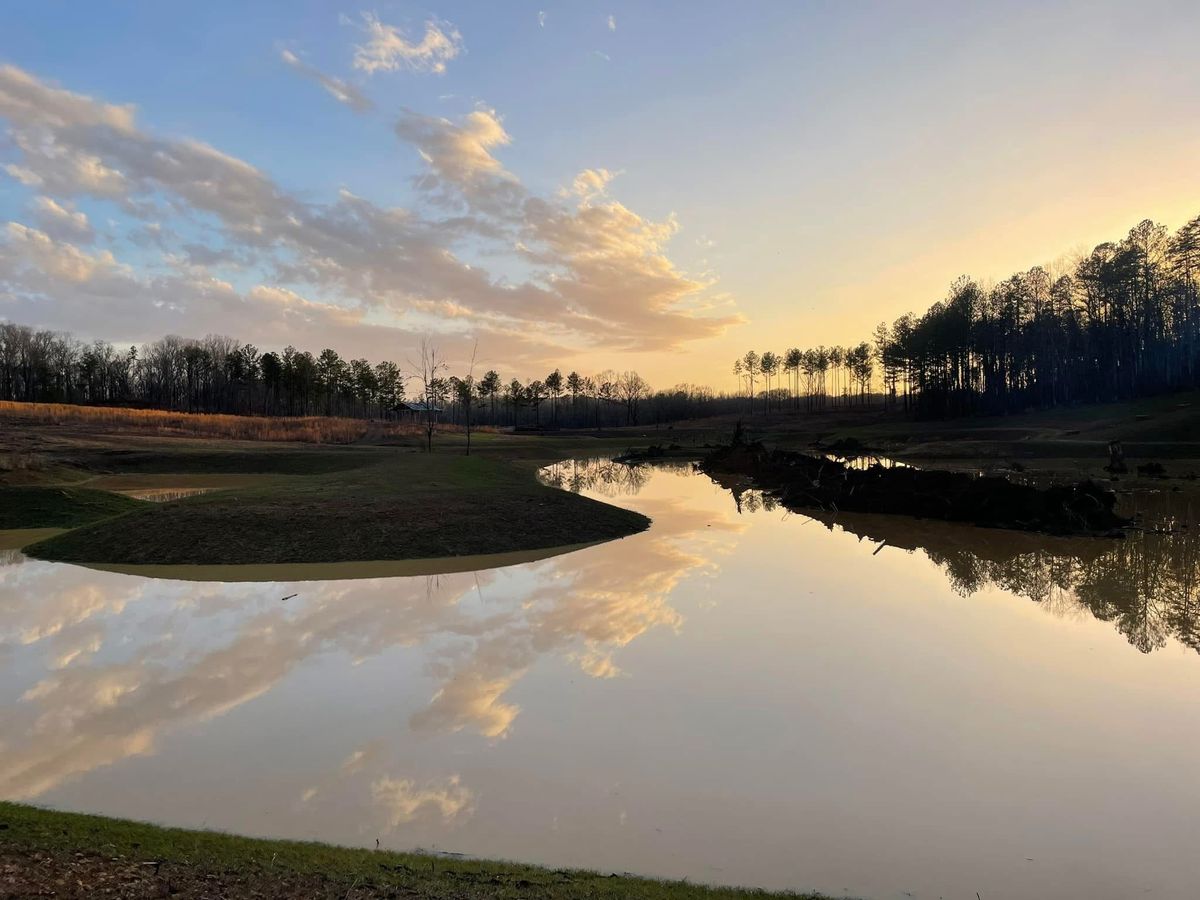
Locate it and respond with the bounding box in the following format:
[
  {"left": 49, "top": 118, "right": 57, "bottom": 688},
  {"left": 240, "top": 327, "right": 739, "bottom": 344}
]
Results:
[
  {"left": 6, "top": 209, "right": 1199, "bottom": 428},
  {"left": 732, "top": 211, "right": 1200, "bottom": 418},
  {"left": 0, "top": 323, "right": 661, "bottom": 428}
]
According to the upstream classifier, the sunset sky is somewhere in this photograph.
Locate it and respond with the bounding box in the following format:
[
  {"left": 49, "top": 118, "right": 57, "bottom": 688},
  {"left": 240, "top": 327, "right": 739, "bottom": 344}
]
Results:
[{"left": 2, "top": 1, "right": 1199, "bottom": 387}]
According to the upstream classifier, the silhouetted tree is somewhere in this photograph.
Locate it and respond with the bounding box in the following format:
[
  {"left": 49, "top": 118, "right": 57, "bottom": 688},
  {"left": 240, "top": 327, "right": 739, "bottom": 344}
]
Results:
[{"left": 411, "top": 339, "right": 446, "bottom": 453}]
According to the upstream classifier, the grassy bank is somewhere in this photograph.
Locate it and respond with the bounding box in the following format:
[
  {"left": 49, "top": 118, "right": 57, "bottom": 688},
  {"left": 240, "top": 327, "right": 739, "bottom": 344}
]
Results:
[
  {"left": 0, "top": 485, "right": 144, "bottom": 529},
  {"left": 0, "top": 403, "right": 657, "bottom": 568},
  {"left": 0, "top": 803, "right": 828, "bottom": 899},
  {"left": 25, "top": 452, "right": 648, "bottom": 566}
]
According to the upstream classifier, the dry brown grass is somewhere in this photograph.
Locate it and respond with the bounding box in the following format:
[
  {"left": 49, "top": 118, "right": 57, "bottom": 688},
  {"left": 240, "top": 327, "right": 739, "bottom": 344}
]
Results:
[
  {"left": 0, "top": 401, "right": 370, "bottom": 444},
  {"left": 0, "top": 401, "right": 502, "bottom": 445}
]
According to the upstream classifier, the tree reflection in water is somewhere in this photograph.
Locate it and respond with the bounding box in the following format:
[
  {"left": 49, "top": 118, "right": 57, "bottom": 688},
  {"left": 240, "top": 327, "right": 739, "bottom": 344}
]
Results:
[
  {"left": 723, "top": 483, "right": 1200, "bottom": 656},
  {"left": 538, "top": 458, "right": 695, "bottom": 498}
]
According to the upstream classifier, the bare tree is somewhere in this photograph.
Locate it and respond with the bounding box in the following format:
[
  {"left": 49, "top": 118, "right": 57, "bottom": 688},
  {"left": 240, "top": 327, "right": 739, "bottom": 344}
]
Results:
[
  {"left": 617, "top": 370, "right": 650, "bottom": 425},
  {"left": 410, "top": 338, "right": 447, "bottom": 453}
]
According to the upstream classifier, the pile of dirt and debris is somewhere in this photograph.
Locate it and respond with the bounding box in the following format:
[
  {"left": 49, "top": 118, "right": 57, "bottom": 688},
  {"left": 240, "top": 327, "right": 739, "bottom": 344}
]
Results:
[
  {"left": 701, "top": 441, "right": 1128, "bottom": 536},
  {"left": 613, "top": 443, "right": 686, "bottom": 464}
]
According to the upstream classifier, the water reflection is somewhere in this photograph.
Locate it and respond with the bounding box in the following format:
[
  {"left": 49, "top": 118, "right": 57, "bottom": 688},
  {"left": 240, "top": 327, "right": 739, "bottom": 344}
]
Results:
[
  {"left": 0, "top": 461, "right": 741, "bottom": 803},
  {"left": 817, "top": 453, "right": 915, "bottom": 471},
  {"left": 5, "top": 461, "right": 1200, "bottom": 899},
  {"left": 720, "top": 481, "right": 1200, "bottom": 656},
  {"left": 538, "top": 457, "right": 696, "bottom": 497}
]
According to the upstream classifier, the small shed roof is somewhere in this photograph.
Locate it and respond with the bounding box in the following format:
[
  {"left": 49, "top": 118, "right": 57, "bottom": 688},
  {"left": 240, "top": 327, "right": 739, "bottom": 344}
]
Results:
[{"left": 395, "top": 401, "right": 443, "bottom": 412}]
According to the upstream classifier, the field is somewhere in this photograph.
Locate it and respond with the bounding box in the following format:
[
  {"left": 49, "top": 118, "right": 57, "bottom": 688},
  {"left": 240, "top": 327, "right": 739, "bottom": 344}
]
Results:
[
  {"left": 0, "top": 399, "right": 378, "bottom": 444},
  {"left": 5, "top": 394, "right": 1200, "bottom": 570},
  {"left": 0, "top": 400, "right": 499, "bottom": 446},
  {"left": 0, "top": 403, "right": 655, "bottom": 570},
  {"left": 0, "top": 802, "right": 832, "bottom": 900},
  {"left": 24, "top": 451, "right": 647, "bottom": 567}
]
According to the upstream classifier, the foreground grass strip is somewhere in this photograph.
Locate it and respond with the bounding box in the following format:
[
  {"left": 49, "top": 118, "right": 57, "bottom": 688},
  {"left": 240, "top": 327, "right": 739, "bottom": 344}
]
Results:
[
  {"left": 0, "top": 485, "right": 143, "bottom": 530},
  {"left": 0, "top": 803, "right": 831, "bottom": 899}
]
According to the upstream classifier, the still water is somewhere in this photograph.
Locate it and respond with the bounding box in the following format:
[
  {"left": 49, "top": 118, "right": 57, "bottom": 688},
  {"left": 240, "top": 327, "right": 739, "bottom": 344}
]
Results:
[{"left": 3, "top": 459, "right": 1200, "bottom": 900}]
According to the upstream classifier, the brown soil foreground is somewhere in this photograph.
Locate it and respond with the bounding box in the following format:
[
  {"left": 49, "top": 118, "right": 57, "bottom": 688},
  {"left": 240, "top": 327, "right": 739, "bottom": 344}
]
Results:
[{"left": 1, "top": 848, "right": 379, "bottom": 899}]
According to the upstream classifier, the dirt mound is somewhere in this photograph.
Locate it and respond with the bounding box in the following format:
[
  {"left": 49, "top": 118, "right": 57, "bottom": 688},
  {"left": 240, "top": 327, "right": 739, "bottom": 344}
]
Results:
[{"left": 701, "top": 442, "right": 1127, "bottom": 536}]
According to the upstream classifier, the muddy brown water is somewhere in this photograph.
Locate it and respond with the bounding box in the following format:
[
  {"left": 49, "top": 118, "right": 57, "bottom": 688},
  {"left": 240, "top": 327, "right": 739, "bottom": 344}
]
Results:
[{"left": 2, "top": 458, "right": 1199, "bottom": 900}]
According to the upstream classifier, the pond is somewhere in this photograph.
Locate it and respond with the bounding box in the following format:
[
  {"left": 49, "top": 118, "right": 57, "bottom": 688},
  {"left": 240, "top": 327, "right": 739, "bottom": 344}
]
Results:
[{"left": 2, "top": 458, "right": 1200, "bottom": 900}]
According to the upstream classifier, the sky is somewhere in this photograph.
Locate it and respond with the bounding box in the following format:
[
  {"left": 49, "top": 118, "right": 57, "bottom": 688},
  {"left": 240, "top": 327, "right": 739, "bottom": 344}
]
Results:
[{"left": 2, "top": 1, "right": 1199, "bottom": 387}]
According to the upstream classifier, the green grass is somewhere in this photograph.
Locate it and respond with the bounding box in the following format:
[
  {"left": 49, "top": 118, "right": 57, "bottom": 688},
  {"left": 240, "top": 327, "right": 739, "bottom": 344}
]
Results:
[
  {"left": 25, "top": 451, "right": 650, "bottom": 566},
  {"left": 0, "top": 802, "right": 828, "bottom": 899},
  {"left": 0, "top": 485, "right": 144, "bottom": 529},
  {"left": 57, "top": 445, "right": 392, "bottom": 476}
]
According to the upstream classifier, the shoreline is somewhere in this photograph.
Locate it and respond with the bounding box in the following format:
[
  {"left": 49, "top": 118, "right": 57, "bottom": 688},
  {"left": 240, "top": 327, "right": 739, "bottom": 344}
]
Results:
[
  {"left": 65, "top": 538, "right": 610, "bottom": 582},
  {"left": 0, "top": 802, "right": 835, "bottom": 900}
]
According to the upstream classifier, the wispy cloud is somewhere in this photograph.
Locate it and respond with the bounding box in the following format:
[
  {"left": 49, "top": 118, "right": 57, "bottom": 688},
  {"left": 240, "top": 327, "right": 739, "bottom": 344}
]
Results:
[
  {"left": 0, "top": 63, "right": 736, "bottom": 363},
  {"left": 393, "top": 107, "right": 739, "bottom": 347},
  {"left": 30, "top": 196, "right": 94, "bottom": 244},
  {"left": 608, "top": 14, "right": 616, "bottom": 31},
  {"left": 371, "top": 775, "right": 475, "bottom": 829},
  {"left": 353, "top": 13, "right": 463, "bottom": 75},
  {"left": 570, "top": 167, "right": 617, "bottom": 201},
  {"left": 538, "top": 10, "right": 546, "bottom": 28},
  {"left": 279, "top": 49, "right": 373, "bottom": 112}
]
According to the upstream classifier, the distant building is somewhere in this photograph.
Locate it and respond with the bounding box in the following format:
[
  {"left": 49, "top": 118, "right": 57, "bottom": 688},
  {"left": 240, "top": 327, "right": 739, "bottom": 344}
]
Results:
[{"left": 394, "top": 400, "right": 442, "bottom": 421}]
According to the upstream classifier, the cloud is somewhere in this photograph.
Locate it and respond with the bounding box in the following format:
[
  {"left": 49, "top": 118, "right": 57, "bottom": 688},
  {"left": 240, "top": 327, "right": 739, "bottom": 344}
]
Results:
[
  {"left": 279, "top": 49, "right": 373, "bottom": 112},
  {"left": 570, "top": 167, "right": 616, "bottom": 201},
  {"left": 0, "top": 64, "right": 135, "bottom": 132},
  {"left": 4, "top": 163, "right": 41, "bottom": 187},
  {"left": 28, "top": 197, "right": 94, "bottom": 244},
  {"left": 394, "top": 108, "right": 518, "bottom": 213},
  {"left": 409, "top": 668, "right": 522, "bottom": 738},
  {"left": 0, "top": 63, "right": 737, "bottom": 366},
  {"left": 353, "top": 14, "right": 463, "bottom": 75},
  {"left": 0, "top": 224, "right": 408, "bottom": 360},
  {"left": 393, "top": 108, "right": 743, "bottom": 349},
  {"left": 608, "top": 14, "right": 616, "bottom": 31},
  {"left": 371, "top": 775, "right": 474, "bottom": 828},
  {"left": 538, "top": 11, "right": 546, "bottom": 28},
  {"left": 297, "top": 740, "right": 474, "bottom": 833},
  {"left": 406, "top": 464, "right": 746, "bottom": 738},
  {"left": 3, "top": 222, "right": 124, "bottom": 284}
]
